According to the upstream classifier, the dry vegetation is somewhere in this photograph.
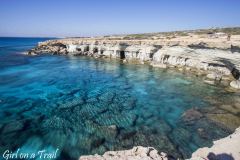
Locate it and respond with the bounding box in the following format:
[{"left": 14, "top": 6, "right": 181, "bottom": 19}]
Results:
[{"left": 103, "top": 27, "right": 240, "bottom": 40}]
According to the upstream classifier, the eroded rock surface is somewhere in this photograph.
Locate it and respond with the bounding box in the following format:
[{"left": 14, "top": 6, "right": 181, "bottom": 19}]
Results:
[
  {"left": 79, "top": 146, "right": 170, "bottom": 160},
  {"left": 230, "top": 80, "right": 240, "bottom": 89}
]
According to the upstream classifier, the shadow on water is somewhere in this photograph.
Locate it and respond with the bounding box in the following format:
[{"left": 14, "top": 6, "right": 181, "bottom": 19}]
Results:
[{"left": 207, "top": 152, "right": 234, "bottom": 160}]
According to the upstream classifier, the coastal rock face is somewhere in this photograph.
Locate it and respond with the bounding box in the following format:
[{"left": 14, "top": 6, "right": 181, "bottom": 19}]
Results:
[
  {"left": 79, "top": 146, "right": 170, "bottom": 160},
  {"left": 28, "top": 42, "right": 68, "bottom": 55},
  {"left": 28, "top": 37, "right": 240, "bottom": 89},
  {"left": 151, "top": 46, "right": 239, "bottom": 77}
]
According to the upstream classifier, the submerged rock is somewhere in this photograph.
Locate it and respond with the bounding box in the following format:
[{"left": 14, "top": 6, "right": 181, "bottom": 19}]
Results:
[
  {"left": 95, "top": 112, "right": 137, "bottom": 128},
  {"left": 181, "top": 108, "right": 203, "bottom": 123},
  {"left": 206, "top": 113, "right": 240, "bottom": 131},
  {"left": 170, "top": 127, "right": 191, "bottom": 148},
  {"left": 219, "top": 104, "right": 240, "bottom": 115},
  {"left": 79, "top": 127, "right": 240, "bottom": 160},
  {"left": 190, "top": 127, "right": 240, "bottom": 160},
  {"left": 2, "top": 121, "right": 24, "bottom": 134}
]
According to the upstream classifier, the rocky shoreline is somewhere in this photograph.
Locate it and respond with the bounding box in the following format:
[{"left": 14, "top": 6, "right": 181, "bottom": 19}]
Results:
[
  {"left": 79, "top": 146, "right": 170, "bottom": 160},
  {"left": 79, "top": 127, "right": 240, "bottom": 160},
  {"left": 28, "top": 35, "right": 240, "bottom": 90}
]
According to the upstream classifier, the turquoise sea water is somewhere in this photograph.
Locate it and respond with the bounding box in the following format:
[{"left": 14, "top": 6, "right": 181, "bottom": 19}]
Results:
[{"left": 0, "top": 38, "right": 238, "bottom": 160}]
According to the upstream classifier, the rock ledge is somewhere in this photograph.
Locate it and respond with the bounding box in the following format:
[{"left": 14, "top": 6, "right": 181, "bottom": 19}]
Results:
[{"left": 80, "top": 146, "right": 169, "bottom": 160}]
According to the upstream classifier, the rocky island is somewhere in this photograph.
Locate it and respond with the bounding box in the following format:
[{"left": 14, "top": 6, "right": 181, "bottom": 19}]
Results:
[{"left": 28, "top": 28, "right": 240, "bottom": 90}]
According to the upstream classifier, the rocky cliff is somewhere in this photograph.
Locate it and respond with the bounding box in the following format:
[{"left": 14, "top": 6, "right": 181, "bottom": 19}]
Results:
[{"left": 28, "top": 35, "right": 240, "bottom": 89}]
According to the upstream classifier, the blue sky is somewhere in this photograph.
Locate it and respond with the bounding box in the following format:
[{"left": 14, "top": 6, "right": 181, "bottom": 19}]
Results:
[{"left": 0, "top": 0, "right": 240, "bottom": 37}]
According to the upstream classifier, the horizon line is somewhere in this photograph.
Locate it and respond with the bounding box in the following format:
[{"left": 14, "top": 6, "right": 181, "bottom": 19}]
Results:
[{"left": 1, "top": 26, "right": 240, "bottom": 38}]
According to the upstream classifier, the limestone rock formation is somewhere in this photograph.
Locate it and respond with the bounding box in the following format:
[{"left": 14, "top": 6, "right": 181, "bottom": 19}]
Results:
[
  {"left": 79, "top": 146, "right": 169, "bottom": 160},
  {"left": 230, "top": 80, "right": 240, "bottom": 89},
  {"left": 206, "top": 73, "right": 222, "bottom": 81}
]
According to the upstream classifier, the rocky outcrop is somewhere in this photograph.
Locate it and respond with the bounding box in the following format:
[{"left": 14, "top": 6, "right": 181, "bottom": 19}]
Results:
[
  {"left": 230, "top": 80, "right": 240, "bottom": 89},
  {"left": 28, "top": 42, "right": 68, "bottom": 55},
  {"left": 28, "top": 38, "right": 240, "bottom": 89},
  {"left": 79, "top": 146, "right": 170, "bottom": 160}
]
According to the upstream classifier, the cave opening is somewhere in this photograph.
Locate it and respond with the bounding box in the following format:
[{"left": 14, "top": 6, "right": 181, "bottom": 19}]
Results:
[
  {"left": 85, "top": 46, "right": 90, "bottom": 52},
  {"left": 120, "top": 51, "right": 125, "bottom": 59},
  {"left": 149, "top": 53, "right": 154, "bottom": 59},
  {"left": 93, "top": 48, "right": 98, "bottom": 53},
  {"left": 76, "top": 48, "right": 82, "bottom": 52}
]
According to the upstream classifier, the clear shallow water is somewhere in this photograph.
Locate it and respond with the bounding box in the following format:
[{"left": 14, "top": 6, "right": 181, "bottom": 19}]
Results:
[{"left": 0, "top": 38, "right": 238, "bottom": 160}]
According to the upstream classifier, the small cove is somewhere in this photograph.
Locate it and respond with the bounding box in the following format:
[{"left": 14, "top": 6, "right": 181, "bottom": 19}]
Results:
[{"left": 0, "top": 38, "right": 240, "bottom": 160}]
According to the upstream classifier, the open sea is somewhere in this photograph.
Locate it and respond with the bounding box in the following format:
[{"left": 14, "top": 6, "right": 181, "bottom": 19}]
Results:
[{"left": 0, "top": 37, "right": 239, "bottom": 160}]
